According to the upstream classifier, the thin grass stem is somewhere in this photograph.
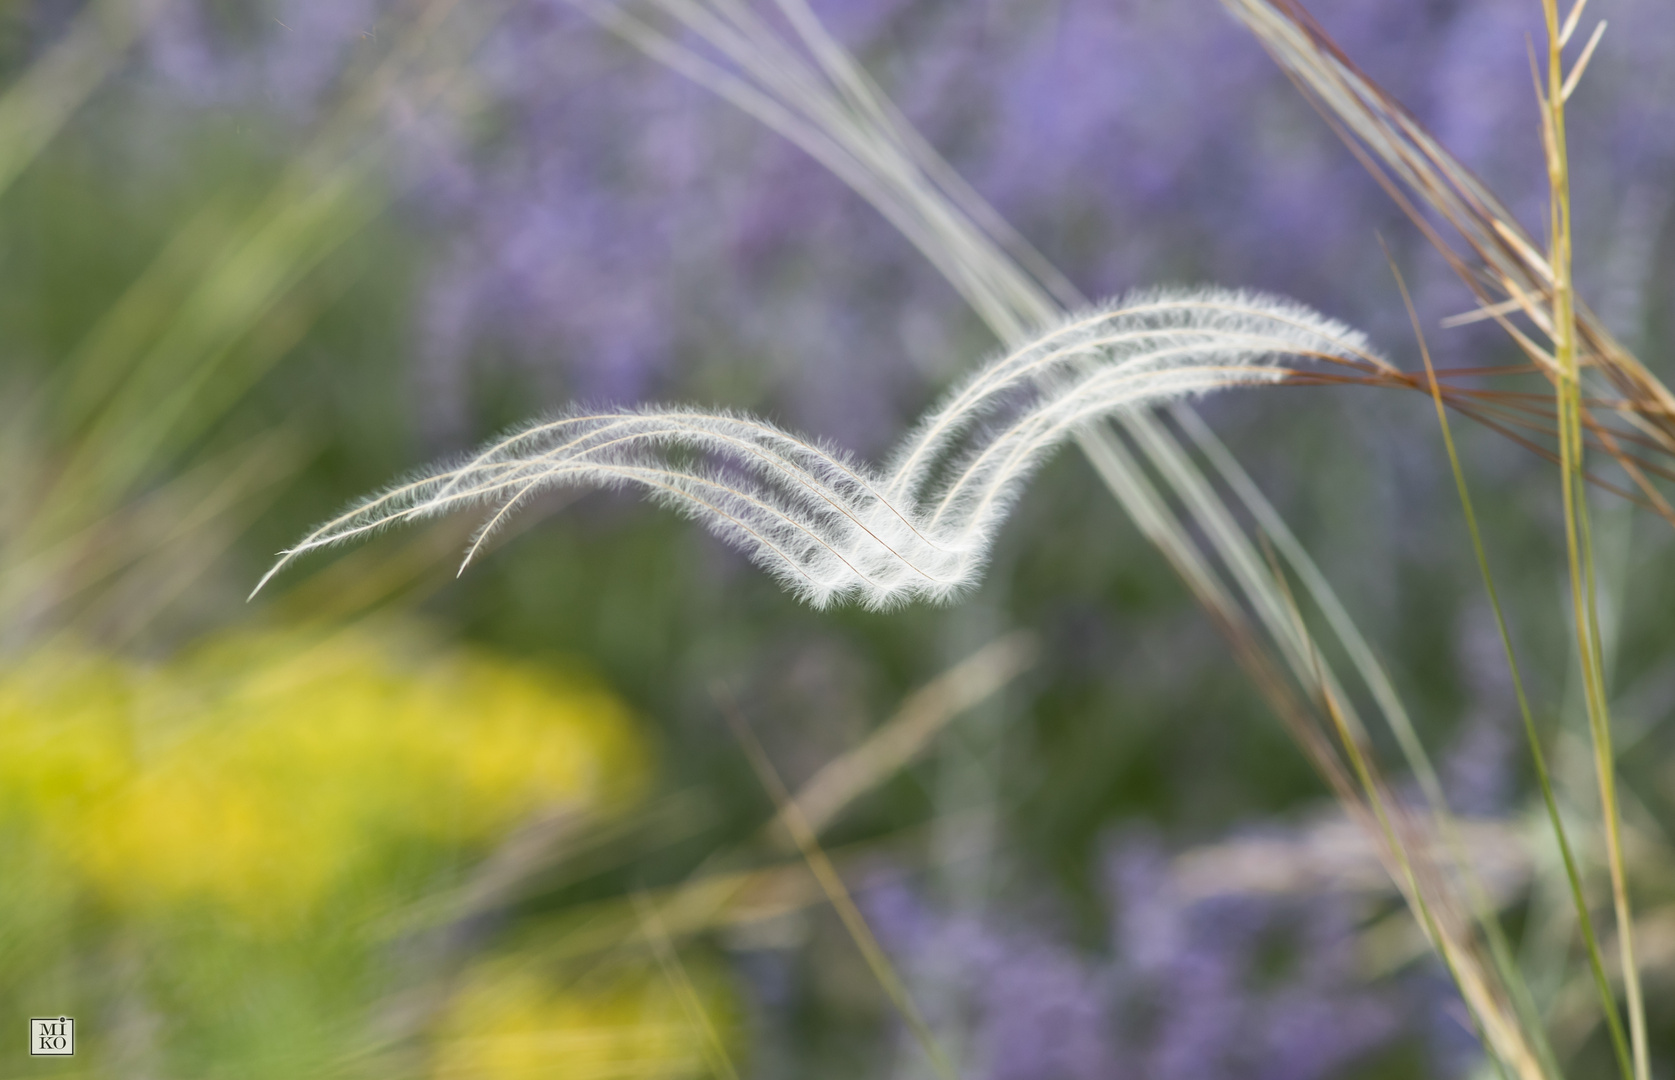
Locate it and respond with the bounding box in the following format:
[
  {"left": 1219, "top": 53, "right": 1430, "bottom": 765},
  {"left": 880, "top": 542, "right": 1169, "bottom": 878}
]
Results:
[{"left": 1538, "top": 4, "right": 1649, "bottom": 1075}]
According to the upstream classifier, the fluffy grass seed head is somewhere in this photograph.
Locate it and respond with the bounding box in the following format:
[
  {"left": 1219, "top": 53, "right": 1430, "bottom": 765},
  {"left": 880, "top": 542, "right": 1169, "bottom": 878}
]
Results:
[{"left": 257, "top": 287, "right": 1379, "bottom": 610}]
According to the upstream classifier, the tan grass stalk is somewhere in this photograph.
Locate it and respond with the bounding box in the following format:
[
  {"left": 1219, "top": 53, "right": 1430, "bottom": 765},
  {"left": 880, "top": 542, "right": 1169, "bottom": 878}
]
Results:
[
  {"left": 786, "top": 630, "right": 1037, "bottom": 839},
  {"left": 1537, "top": 3, "right": 1649, "bottom": 1075},
  {"left": 1396, "top": 244, "right": 1630, "bottom": 1078}
]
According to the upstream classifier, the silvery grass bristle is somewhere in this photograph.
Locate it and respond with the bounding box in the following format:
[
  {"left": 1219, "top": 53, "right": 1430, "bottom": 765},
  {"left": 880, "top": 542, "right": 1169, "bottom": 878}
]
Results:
[{"left": 255, "top": 288, "right": 1377, "bottom": 608}]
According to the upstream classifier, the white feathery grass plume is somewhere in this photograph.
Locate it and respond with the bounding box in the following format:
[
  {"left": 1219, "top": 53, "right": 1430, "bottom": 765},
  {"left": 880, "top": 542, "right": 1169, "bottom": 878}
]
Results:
[{"left": 253, "top": 288, "right": 1377, "bottom": 607}]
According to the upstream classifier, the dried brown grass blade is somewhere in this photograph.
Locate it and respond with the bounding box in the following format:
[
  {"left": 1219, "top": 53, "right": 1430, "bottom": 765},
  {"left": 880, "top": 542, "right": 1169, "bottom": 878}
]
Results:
[{"left": 1222, "top": 0, "right": 1675, "bottom": 527}]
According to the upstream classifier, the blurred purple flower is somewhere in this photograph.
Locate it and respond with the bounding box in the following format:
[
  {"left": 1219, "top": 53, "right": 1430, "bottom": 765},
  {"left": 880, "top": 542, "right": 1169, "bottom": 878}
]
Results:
[
  {"left": 132, "top": 0, "right": 1675, "bottom": 452},
  {"left": 145, "top": 0, "right": 389, "bottom": 116},
  {"left": 860, "top": 830, "right": 1433, "bottom": 1080}
]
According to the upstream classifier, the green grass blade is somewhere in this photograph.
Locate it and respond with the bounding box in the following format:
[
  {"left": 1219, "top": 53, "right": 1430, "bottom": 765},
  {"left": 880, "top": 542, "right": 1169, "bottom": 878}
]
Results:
[{"left": 1402, "top": 275, "right": 1630, "bottom": 1080}]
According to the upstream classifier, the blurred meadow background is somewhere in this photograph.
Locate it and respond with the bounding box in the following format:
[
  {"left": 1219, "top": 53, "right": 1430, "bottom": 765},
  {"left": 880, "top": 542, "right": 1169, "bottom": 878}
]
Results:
[{"left": 3, "top": 0, "right": 1675, "bottom": 1077}]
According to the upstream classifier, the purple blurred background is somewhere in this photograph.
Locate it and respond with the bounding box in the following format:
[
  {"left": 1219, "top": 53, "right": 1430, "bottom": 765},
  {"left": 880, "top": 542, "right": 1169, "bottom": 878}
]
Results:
[{"left": 135, "top": 0, "right": 1675, "bottom": 454}]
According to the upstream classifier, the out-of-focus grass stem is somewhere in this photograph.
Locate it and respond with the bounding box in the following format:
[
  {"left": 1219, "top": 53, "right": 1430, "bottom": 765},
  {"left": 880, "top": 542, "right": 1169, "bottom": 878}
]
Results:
[
  {"left": 1537, "top": 4, "right": 1648, "bottom": 1076},
  {"left": 633, "top": 891, "right": 743, "bottom": 1080},
  {"left": 0, "top": 0, "right": 163, "bottom": 203},
  {"left": 2, "top": 0, "right": 488, "bottom": 640},
  {"left": 785, "top": 630, "right": 1036, "bottom": 840},
  {"left": 56, "top": 0, "right": 473, "bottom": 508},
  {"left": 715, "top": 686, "right": 957, "bottom": 1080}
]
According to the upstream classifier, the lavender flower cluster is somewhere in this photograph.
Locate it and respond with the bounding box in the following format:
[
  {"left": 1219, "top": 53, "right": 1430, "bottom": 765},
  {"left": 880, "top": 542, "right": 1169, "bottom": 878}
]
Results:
[
  {"left": 130, "top": 0, "right": 1675, "bottom": 454},
  {"left": 857, "top": 833, "right": 1471, "bottom": 1080}
]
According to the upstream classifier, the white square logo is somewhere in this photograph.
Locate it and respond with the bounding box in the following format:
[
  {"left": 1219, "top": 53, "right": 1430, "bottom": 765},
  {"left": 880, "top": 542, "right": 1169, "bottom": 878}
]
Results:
[{"left": 29, "top": 1017, "right": 73, "bottom": 1056}]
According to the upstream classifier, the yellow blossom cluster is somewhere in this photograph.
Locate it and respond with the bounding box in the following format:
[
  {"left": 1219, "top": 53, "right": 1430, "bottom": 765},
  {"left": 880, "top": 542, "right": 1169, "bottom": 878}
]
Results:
[
  {"left": 432, "top": 959, "right": 737, "bottom": 1080},
  {"left": 0, "top": 626, "right": 646, "bottom": 929},
  {"left": 0, "top": 626, "right": 742, "bottom": 1079}
]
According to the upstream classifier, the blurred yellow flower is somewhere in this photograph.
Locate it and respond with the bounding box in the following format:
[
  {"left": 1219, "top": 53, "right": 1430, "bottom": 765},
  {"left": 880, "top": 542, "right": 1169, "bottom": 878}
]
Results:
[
  {"left": 0, "top": 625, "right": 647, "bottom": 930},
  {"left": 0, "top": 651, "right": 140, "bottom": 823},
  {"left": 432, "top": 958, "right": 738, "bottom": 1080}
]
